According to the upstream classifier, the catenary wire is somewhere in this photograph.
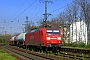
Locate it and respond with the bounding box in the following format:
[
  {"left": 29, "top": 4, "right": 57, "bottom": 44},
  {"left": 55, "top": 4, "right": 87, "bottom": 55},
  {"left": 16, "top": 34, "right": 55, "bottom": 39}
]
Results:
[{"left": 5, "top": 0, "right": 37, "bottom": 28}]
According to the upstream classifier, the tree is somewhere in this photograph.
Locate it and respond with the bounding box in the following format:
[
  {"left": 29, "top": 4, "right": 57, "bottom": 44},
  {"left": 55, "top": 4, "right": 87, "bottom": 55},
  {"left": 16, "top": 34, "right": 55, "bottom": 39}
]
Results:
[
  {"left": 0, "top": 34, "right": 11, "bottom": 44},
  {"left": 73, "top": 0, "right": 90, "bottom": 30}
]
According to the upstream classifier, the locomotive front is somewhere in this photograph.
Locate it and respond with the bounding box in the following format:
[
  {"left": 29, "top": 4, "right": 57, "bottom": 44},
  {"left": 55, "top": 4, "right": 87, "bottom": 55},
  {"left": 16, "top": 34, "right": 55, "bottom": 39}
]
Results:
[{"left": 45, "top": 28, "right": 62, "bottom": 48}]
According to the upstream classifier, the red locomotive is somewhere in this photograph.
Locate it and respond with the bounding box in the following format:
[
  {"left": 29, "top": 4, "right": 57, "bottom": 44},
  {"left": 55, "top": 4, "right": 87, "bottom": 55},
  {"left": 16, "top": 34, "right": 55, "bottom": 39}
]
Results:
[
  {"left": 25, "top": 27, "right": 62, "bottom": 52},
  {"left": 9, "top": 27, "right": 62, "bottom": 53}
]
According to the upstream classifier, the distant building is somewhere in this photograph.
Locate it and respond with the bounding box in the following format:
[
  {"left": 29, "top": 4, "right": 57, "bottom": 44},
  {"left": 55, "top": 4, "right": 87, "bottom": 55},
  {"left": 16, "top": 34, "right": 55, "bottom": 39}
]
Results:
[{"left": 69, "top": 20, "right": 87, "bottom": 45}]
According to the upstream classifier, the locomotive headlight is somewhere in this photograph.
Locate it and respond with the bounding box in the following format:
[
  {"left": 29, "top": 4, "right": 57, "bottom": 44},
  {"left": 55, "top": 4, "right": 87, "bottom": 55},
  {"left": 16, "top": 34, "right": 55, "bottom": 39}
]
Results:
[
  {"left": 47, "top": 37, "right": 50, "bottom": 40},
  {"left": 58, "top": 37, "right": 61, "bottom": 40}
]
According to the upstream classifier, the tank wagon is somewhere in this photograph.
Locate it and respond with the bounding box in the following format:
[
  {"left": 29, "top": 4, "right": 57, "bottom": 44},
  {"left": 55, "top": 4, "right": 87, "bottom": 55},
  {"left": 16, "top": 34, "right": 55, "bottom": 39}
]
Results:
[
  {"left": 15, "top": 33, "right": 26, "bottom": 46},
  {"left": 9, "top": 33, "right": 26, "bottom": 46},
  {"left": 9, "top": 36, "right": 16, "bottom": 45}
]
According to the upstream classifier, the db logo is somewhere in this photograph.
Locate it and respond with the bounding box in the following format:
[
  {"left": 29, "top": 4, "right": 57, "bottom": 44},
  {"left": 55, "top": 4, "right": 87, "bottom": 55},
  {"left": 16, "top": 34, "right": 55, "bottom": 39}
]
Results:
[{"left": 30, "top": 36, "right": 34, "bottom": 39}]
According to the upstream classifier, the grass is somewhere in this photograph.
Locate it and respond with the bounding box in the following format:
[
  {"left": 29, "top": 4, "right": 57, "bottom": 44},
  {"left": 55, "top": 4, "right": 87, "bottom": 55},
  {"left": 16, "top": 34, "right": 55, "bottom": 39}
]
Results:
[
  {"left": 0, "top": 49, "right": 17, "bottom": 60},
  {"left": 62, "top": 43, "right": 90, "bottom": 49},
  {"left": 0, "top": 43, "right": 6, "bottom": 44},
  {"left": 61, "top": 46, "right": 81, "bottom": 49}
]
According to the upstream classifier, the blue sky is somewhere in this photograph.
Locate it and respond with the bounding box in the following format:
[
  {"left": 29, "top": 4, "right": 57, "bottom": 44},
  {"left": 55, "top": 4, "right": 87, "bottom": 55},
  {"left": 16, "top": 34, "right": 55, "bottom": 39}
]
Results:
[{"left": 0, "top": 0, "right": 72, "bottom": 35}]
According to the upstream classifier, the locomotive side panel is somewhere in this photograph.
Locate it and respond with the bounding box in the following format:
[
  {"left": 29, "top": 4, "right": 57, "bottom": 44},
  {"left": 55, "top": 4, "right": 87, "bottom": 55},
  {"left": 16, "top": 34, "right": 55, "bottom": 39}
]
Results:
[
  {"left": 33, "top": 30, "right": 40, "bottom": 46},
  {"left": 25, "top": 28, "right": 46, "bottom": 46},
  {"left": 25, "top": 33, "right": 34, "bottom": 45}
]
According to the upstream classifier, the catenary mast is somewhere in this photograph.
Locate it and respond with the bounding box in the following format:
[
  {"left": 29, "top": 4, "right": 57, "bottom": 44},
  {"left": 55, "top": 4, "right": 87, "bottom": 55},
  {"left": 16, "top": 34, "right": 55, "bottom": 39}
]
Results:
[{"left": 40, "top": 0, "right": 52, "bottom": 27}]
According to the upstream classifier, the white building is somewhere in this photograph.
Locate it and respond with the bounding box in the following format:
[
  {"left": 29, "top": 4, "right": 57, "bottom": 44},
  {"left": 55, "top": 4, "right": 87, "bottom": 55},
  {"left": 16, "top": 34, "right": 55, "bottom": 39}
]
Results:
[{"left": 70, "top": 20, "right": 87, "bottom": 45}]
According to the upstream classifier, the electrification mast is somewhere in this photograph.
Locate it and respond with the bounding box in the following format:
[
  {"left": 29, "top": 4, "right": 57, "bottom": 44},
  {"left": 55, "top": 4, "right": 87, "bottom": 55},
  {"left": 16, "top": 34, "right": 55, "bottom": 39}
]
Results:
[
  {"left": 23, "top": 16, "right": 29, "bottom": 32},
  {"left": 40, "top": 0, "right": 52, "bottom": 27},
  {"left": 25, "top": 16, "right": 28, "bottom": 32}
]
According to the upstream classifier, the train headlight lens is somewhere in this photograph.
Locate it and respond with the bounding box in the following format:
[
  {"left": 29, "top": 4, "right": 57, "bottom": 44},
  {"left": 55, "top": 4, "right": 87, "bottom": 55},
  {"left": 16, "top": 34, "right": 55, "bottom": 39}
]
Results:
[
  {"left": 58, "top": 37, "right": 61, "bottom": 40},
  {"left": 47, "top": 37, "right": 50, "bottom": 40}
]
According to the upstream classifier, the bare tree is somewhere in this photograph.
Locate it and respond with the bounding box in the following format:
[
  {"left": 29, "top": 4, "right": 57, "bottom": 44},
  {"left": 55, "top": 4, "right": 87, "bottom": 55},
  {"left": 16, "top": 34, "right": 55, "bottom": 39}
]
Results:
[
  {"left": 74, "top": 0, "right": 90, "bottom": 30},
  {"left": 65, "top": 2, "right": 79, "bottom": 23}
]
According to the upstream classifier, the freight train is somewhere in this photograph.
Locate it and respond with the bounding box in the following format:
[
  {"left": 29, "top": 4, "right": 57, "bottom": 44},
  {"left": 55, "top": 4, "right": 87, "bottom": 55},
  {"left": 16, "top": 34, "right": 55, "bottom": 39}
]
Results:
[{"left": 9, "top": 27, "right": 62, "bottom": 53}]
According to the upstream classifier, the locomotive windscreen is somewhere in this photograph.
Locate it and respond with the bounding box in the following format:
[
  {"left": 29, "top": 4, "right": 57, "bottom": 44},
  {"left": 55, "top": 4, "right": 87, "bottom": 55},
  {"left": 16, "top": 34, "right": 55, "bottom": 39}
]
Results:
[{"left": 46, "top": 29, "right": 60, "bottom": 35}]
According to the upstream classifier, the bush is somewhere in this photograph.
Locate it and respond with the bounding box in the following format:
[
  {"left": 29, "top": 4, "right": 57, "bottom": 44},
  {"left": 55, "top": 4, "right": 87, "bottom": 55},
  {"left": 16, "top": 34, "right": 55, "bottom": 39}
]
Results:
[
  {"left": 86, "top": 44, "right": 90, "bottom": 48},
  {"left": 78, "top": 42, "right": 86, "bottom": 48}
]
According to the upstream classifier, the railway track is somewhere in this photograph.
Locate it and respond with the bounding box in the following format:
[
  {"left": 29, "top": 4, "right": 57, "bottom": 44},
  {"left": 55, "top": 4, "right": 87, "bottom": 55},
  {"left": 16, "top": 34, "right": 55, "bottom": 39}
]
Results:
[
  {"left": 2, "top": 45, "right": 90, "bottom": 60},
  {"left": 2, "top": 45, "right": 70, "bottom": 60},
  {"left": 61, "top": 47, "right": 90, "bottom": 54},
  {"left": 3, "top": 45, "right": 53, "bottom": 60},
  {"left": 60, "top": 47, "right": 90, "bottom": 60},
  {"left": 0, "top": 44, "right": 6, "bottom": 46}
]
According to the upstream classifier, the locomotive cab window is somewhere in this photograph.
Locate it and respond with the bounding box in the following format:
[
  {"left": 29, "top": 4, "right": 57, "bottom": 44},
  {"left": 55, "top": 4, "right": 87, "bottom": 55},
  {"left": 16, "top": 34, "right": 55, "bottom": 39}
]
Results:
[
  {"left": 46, "top": 30, "right": 53, "bottom": 35},
  {"left": 53, "top": 30, "right": 60, "bottom": 35},
  {"left": 46, "top": 29, "right": 60, "bottom": 35}
]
